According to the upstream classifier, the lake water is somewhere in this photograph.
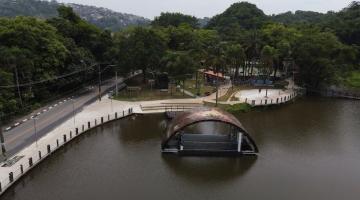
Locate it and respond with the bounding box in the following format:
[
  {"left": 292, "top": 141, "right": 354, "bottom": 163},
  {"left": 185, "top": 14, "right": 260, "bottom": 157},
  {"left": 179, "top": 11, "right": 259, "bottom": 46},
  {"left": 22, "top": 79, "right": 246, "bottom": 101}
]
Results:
[{"left": 2, "top": 97, "right": 360, "bottom": 200}]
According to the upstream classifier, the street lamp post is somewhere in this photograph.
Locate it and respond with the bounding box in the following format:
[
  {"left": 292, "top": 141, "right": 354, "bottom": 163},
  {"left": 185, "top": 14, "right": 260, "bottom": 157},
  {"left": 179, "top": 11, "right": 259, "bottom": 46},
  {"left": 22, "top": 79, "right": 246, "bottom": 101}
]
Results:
[
  {"left": 0, "top": 114, "right": 7, "bottom": 159},
  {"left": 33, "top": 118, "right": 38, "bottom": 148},
  {"left": 216, "top": 71, "right": 219, "bottom": 107},
  {"left": 115, "top": 71, "right": 118, "bottom": 96},
  {"left": 98, "top": 64, "right": 102, "bottom": 101},
  {"left": 72, "top": 99, "right": 76, "bottom": 127},
  {"left": 97, "top": 64, "right": 116, "bottom": 101},
  {"left": 110, "top": 98, "right": 113, "bottom": 113}
]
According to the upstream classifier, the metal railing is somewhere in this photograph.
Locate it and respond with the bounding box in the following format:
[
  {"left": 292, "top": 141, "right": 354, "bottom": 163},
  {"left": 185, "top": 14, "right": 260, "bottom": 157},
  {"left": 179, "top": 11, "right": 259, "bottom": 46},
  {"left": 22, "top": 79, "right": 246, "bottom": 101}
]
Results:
[
  {"left": 246, "top": 91, "right": 298, "bottom": 107},
  {"left": 140, "top": 104, "right": 202, "bottom": 112},
  {"left": 0, "top": 107, "right": 134, "bottom": 195}
]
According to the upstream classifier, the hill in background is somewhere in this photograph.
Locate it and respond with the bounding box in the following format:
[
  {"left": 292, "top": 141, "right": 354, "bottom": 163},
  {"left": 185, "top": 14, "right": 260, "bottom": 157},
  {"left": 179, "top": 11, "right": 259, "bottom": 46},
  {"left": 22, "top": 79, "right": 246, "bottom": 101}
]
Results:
[{"left": 0, "top": 0, "right": 150, "bottom": 31}]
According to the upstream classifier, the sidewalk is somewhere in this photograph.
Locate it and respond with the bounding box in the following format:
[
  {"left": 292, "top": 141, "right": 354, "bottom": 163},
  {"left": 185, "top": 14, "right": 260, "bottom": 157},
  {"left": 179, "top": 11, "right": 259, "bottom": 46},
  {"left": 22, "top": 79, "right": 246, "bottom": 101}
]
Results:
[
  {"left": 0, "top": 80, "right": 299, "bottom": 195},
  {"left": 0, "top": 95, "right": 136, "bottom": 194}
]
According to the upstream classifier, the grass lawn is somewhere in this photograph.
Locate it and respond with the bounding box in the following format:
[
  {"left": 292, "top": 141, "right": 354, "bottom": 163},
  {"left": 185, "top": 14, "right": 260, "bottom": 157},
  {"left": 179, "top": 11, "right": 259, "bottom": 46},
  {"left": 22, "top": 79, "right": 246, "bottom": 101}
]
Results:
[
  {"left": 204, "top": 102, "right": 252, "bottom": 113},
  {"left": 184, "top": 78, "right": 215, "bottom": 96},
  {"left": 114, "top": 85, "right": 192, "bottom": 101},
  {"left": 345, "top": 71, "right": 360, "bottom": 89}
]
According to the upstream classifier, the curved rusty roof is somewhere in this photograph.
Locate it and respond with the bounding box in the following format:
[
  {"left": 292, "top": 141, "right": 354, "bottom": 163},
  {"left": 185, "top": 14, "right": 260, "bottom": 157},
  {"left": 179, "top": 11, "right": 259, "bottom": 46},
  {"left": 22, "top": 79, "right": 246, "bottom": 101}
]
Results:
[{"left": 163, "top": 107, "right": 248, "bottom": 144}]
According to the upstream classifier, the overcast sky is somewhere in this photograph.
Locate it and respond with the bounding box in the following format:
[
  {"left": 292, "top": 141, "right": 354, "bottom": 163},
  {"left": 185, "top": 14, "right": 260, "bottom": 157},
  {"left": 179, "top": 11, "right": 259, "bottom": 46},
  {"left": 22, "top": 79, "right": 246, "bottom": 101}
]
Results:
[{"left": 57, "top": 0, "right": 351, "bottom": 19}]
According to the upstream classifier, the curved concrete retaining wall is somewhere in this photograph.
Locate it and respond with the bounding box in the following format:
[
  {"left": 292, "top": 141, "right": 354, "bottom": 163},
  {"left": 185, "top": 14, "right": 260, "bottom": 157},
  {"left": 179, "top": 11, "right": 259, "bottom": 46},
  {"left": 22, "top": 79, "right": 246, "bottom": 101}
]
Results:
[
  {"left": 246, "top": 91, "right": 298, "bottom": 106},
  {"left": 0, "top": 108, "right": 134, "bottom": 195}
]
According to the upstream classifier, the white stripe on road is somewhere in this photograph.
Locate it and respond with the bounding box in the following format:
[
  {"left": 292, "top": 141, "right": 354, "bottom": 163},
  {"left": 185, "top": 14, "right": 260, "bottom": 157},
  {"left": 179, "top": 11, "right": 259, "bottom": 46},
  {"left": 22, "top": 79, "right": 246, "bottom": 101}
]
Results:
[
  {"left": 54, "top": 104, "right": 58, "bottom": 107},
  {"left": 43, "top": 109, "right": 47, "bottom": 112},
  {"left": 5, "top": 127, "right": 11, "bottom": 131},
  {"left": 30, "top": 116, "right": 34, "bottom": 119},
  {"left": 37, "top": 112, "right": 41, "bottom": 115},
  {"left": 14, "top": 123, "right": 20, "bottom": 126},
  {"left": 22, "top": 119, "right": 28, "bottom": 122}
]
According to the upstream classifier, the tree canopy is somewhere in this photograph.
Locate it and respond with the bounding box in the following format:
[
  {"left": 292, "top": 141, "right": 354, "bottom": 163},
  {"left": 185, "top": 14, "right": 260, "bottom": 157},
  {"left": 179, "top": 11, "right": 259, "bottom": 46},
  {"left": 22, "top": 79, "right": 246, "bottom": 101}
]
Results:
[
  {"left": 1, "top": 2, "right": 360, "bottom": 119},
  {"left": 152, "top": 12, "right": 199, "bottom": 28},
  {"left": 207, "top": 2, "right": 268, "bottom": 34}
]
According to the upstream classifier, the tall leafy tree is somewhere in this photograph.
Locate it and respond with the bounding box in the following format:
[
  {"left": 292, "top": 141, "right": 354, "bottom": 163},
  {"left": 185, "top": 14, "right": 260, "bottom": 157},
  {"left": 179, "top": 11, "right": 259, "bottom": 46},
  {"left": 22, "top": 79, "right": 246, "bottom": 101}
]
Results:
[
  {"left": 207, "top": 2, "right": 268, "bottom": 37},
  {"left": 225, "top": 44, "right": 246, "bottom": 79},
  {"left": 113, "top": 27, "right": 166, "bottom": 82},
  {"left": 152, "top": 12, "right": 199, "bottom": 28},
  {"left": 0, "top": 16, "right": 68, "bottom": 115},
  {"left": 47, "top": 6, "right": 110, "bottom": 61},
  {"left": 293, "top": 30, "right": 344, "bottom": 88},
  {"left": 260, "top": 45, "right": 277, "bottom": 80}
]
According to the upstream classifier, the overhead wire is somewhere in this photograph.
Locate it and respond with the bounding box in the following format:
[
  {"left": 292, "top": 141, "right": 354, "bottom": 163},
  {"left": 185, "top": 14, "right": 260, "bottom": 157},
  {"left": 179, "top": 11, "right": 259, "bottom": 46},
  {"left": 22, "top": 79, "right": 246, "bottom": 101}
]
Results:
[{"left": 0, "top": 64, "right": 98, "bottom": 88}]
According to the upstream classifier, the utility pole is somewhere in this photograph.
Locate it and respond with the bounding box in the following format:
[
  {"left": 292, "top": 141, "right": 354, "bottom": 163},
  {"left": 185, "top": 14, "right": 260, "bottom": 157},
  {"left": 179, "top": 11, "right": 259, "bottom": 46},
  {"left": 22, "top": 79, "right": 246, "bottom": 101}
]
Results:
[
  {"left": 14, "top": 65, "right": 23, "bottom": 107},
  {"left": 98, "top": 64, "right": 102, "bottom": 101},
  {"left": 33, "top": 118, "right": 38, "bottom": 148},
  {"left": 115, "top": 71, "right": 118, "bottom": 96},
  {"left": 170, "top": 80, "right": 173, "bottom": 96},
  {"left": 72, "top": 99, "right": 76, "bottom": 127},
  {"left": 0, "top": 114, "right": 7, "bottom": 160},
  {"left": 216, "top": 71, "right": 219, "bottom": 107},
  {"left": 110, "top": 98, "right": 113, "bottom": 112}
]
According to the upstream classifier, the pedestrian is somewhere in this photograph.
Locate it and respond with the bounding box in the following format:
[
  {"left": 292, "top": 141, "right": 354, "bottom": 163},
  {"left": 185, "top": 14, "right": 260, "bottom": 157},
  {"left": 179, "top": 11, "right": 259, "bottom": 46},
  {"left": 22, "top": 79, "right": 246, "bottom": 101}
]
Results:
[{"left": 259, "top": 88, "right": 261, "bottom": 93}]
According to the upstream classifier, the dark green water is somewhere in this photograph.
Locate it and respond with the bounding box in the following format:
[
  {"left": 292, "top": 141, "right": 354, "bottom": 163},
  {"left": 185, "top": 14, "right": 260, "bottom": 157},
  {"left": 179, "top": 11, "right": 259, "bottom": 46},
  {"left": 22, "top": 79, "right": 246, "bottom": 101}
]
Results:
[{"left": 2, "top": 97, "right": 360, "bottom": 200}]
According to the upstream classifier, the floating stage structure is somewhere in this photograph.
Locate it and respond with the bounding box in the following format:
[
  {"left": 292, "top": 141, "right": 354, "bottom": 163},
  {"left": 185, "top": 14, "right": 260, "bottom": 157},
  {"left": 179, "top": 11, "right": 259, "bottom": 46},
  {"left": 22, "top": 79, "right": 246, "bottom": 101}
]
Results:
[{"left": 162, "top": 107, "right": 258, "bottom": 156}]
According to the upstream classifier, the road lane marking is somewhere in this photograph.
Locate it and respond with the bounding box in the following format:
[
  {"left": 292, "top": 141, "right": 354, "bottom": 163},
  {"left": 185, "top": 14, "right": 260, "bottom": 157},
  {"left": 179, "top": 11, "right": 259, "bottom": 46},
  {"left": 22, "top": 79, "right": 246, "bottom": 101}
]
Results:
[
  {"left": 6, "top": 97, "right": 87, "bottom": 144},
  {"left": 22, "top": 119, "right": 27, "bottom": 122},
  {"left": 5, "top": 80, "right": 116, "bottom": 144},
  {"left": 4, "top": 75, "right": 124, "bottom": 136}
]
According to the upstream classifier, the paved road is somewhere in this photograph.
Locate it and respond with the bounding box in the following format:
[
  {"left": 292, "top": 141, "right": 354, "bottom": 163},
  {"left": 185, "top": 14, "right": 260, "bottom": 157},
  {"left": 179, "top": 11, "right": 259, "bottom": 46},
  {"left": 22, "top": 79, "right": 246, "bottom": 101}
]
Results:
[{"left": 1, "top": 75, "right": 132, "bottom": 157}]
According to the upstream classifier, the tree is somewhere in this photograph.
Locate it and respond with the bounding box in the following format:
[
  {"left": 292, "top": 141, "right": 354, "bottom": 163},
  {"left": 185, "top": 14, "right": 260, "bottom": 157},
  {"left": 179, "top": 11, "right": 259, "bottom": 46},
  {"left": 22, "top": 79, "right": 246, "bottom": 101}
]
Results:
[
  {"left": 207, "top": 2, "right": 268, "bottom": 35},
  {"left": 152, "top": 12, "right": 199, "bottom": 28},
  {"left": 292, "top": 30, "right": 345, "bottom": 88},
  {"left": 47, "top": 6, "right": 110, "bottom": 61},
  {"left": 225, "top": 44, "right": 246, "bottom": 79},
  {"left": 260, "top": 45, "right": 277, "bottom": 80},
  {"left": 164, "top": 24, "right": 198, "bottom": 51},
  {"left": 162, "top": 51, "right": 197, "bottom": 95},
  {"left": 113, "top": 27, "right": 166, "bottom": 82},
  {"left": 261, "top": 23, "right": 301, "bottom": 78},
  {"left": 0, "top": 17, "right": 68, "bottom": 108}
]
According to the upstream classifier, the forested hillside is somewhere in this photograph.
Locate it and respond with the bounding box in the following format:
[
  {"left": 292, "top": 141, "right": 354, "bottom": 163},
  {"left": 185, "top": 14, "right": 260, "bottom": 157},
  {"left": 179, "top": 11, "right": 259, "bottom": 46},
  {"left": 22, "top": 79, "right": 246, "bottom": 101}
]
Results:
[
  {"left": 0, "top": 0, "right": 150, "bottom": 31},
  {"left": 0, "top": 1, "right": 359, "bottom": 120},
  {"left": 0, "top": 6, "right": 113, "bottom": 118},
  {"left": 206, "top": 2, "right": 359, "bottom": 88},
  {"left": 271, "top": 11, "right": 329, "bottom": 24}
]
